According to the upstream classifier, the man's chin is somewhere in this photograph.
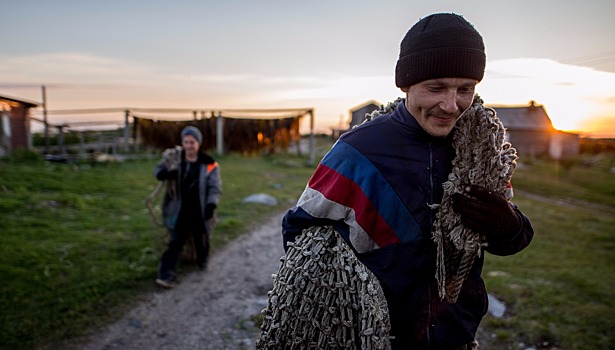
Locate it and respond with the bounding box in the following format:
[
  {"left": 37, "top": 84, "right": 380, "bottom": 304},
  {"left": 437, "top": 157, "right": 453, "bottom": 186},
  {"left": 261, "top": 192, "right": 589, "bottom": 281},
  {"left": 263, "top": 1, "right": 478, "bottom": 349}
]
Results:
[{"left": 426, "top": 126, "right": 454, "bottom": 138}]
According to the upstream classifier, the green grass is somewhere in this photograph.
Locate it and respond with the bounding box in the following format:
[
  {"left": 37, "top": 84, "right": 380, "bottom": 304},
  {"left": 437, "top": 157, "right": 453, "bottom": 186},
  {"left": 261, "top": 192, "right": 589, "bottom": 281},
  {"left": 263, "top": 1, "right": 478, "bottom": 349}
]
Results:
[
  {"left": 511, "top": 155, "right": 615, "bottom": 207},
  {"left": 0, "top": 144, "right": 326, "bottom": 350},
  {"left": 0, "top": 159, "right": 161, "bottom": 348},
  {"left": 481, "top": 156, "right": 615, "bottom": 349},
  {"left": 1, "top": 148, "right": 614, "bottom": 350}
]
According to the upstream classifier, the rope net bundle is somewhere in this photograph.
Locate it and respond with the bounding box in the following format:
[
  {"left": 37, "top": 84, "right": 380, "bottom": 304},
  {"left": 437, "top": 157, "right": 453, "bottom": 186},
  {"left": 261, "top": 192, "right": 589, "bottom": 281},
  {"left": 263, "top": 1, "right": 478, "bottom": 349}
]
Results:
[
  {"left": 362, "top": 96, "right": 517, "bottom": 303},
  {"left": 257, "top": 226, "right": 392, "bottom": 350},
  {"left": 432, "top": 95, "right": 517, "bottom": 303},
  {"left": 144, "top": 146, "right": 182, "bottom": 227}
]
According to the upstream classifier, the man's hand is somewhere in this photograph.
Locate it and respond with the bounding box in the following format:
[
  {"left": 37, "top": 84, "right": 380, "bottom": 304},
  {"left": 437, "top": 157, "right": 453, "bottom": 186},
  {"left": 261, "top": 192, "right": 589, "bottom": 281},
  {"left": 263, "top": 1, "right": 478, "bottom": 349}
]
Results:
[
  {"left": 452, "top": 185, "right": 521, "bottom": 241},
  {"left": 163, "top": 146, "right": 182, "bottom": 171},
  {"left": 204, "top": 203, "right": 217, "bottom": 220},
  {"left": 155, "top": 168, "right": 178, "bottom": 181}
]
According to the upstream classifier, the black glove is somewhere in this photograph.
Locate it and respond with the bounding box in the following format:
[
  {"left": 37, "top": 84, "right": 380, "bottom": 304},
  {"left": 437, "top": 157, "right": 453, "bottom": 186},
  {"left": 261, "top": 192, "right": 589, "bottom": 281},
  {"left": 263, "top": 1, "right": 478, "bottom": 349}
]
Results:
[
  {"left": 451, "top": 185, "right": 522, "bottom": 241},
  {"left": 204, "top": 203, "right": 217, "bottom": 220},
  {"left": 156, "top": 168, "right": 178, "bottom": 181}
]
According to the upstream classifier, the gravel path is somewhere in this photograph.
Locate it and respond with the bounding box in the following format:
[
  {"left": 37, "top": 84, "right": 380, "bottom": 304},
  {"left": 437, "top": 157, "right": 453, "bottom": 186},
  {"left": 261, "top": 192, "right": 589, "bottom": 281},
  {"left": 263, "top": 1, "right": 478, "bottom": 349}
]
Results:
[
  {"left": 75, "top": 211, "right": 286, "bottom": 350},
  {"left": 72, "top": 209, "right": 506, "bottom": 350}
]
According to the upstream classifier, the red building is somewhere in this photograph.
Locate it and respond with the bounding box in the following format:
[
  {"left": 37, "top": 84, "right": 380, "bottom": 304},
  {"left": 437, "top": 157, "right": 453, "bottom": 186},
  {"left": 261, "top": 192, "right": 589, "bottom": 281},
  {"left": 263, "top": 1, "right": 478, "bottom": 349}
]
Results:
[{"left": 0, "top": 94, "right": 40, "bottom": 156}]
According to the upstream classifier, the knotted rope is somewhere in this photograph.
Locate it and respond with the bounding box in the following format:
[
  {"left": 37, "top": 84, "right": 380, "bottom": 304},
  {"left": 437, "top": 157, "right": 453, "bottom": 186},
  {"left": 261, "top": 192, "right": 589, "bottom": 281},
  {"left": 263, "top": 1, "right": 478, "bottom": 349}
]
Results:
[
  {"left": 362, "top": 96, "right": 517, "bottom": 303},
  {"left": 432, "top": 95, "right": 517, "bottom": 302},
  {"left": 257, "top": 226, "right": 392, "bottom": 349},
  {"left": 144, "top": 146, "right": 182, "bottom": 227}
]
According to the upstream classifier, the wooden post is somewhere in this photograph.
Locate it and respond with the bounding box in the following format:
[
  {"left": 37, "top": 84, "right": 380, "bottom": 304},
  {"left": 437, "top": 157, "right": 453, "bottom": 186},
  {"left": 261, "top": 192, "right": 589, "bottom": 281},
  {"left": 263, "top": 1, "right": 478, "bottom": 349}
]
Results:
[
  {"left": 123, "top": 110, "right": 130, "bottom": 153},
  {"left": 79, "top": 132, "right": 85, "bottom": 159},
  {"left": 309, "top": 109, "right": 315, "bottom": 165},
  {"left": 97, "top": 133, "right": 103, "bottom": 153},
  {"left": 0, "top": 108, "right": 8, "bottom": 155},
  {"left": 135, "top": 122, "right": 141, "bottom": 153},
  {"left": 57, "top": 125, "right": 66, "bottom": 157},
  {"left": 42, "top": 85, "right": 49, "bottom": 154},
  {"left": 216, "top": 111, "right": 223, "bottom": 156}
]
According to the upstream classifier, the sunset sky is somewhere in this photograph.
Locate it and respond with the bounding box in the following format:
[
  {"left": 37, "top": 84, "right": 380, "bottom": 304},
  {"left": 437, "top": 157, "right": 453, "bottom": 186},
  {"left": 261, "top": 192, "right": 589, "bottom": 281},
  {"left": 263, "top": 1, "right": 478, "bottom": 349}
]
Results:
[{"left": 2, "top": 0, "right": 615, "bottom": 137}]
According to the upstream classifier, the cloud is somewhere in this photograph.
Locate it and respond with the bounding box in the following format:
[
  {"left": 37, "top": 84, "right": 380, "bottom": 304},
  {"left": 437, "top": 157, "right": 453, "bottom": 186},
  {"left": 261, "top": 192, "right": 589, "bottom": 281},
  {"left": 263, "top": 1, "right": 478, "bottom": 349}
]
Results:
[{"left": 0, "top": 52, "right": 159, "bottom": 85}]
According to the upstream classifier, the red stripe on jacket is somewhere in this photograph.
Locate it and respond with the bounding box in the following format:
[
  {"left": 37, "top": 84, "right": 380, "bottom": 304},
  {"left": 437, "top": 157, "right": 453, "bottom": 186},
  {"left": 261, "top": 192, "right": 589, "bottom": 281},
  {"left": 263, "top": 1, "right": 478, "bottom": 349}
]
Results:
[{"left": 307, "top": 164, "right": 400, "bottom": 247}]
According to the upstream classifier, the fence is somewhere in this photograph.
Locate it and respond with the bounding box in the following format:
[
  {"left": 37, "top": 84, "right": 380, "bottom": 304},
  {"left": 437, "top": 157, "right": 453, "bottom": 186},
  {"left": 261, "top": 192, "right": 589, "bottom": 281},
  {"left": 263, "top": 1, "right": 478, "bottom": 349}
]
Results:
[{"left": 31, "top": 107, "right": 316, "bottom": 163}]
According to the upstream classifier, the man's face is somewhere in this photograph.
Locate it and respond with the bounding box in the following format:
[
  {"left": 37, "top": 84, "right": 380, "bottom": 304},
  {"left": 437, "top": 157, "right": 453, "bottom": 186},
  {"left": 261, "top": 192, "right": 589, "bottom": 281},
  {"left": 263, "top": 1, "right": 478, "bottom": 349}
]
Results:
[
  {"left": 403, "top": 78, "right": 477, "bottom": 137},
  {"left": 182, "top": 135, "right": 200, "bottom": 157}
]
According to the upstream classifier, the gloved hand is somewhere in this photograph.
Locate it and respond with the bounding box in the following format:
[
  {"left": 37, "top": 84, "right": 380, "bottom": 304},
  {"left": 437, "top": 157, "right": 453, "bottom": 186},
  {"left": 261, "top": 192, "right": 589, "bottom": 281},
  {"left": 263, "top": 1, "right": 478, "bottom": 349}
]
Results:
[
  {"left": 156, "top": 168, "right": 178, "bottom": 181},
  {"left": 451, "top": 185, "right": 522, "bottom": 241},
  {"left": 204, "top": 203, "right": 217, "bottom": 220}
]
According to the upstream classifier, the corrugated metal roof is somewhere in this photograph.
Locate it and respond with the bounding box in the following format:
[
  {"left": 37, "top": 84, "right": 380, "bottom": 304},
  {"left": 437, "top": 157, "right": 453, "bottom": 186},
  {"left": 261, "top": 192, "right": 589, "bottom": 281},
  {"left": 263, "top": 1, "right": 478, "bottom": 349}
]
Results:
[{"left": 490, "top": 101, "right": 554, "bottom": 131}]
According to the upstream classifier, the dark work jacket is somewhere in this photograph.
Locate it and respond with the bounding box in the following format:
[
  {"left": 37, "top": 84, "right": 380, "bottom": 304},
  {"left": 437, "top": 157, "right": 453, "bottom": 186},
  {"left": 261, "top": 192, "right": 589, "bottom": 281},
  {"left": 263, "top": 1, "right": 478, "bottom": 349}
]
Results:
[
  {"left": 154, "top": 150, "right": 222, "bottom": 231},
  {"left": 282, "top": 100, "right": 534, "bottom": 349}
]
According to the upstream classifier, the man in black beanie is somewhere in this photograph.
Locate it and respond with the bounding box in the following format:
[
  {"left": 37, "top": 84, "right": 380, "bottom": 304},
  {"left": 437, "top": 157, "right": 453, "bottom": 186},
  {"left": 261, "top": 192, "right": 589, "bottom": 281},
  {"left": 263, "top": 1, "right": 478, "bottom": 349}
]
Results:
[{"left": 281, "top": 13, "right": 534, "bottom": 349}]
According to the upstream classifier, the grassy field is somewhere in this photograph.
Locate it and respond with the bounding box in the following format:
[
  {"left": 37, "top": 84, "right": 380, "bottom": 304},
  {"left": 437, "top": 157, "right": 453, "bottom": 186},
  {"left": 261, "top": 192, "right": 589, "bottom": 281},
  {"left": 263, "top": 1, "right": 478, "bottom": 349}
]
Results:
[
  {"left": 1, "top": 145, "right": 614, "bottom": 350},
  {"left": 481, "top": 155, "right": 615, "bottom": 349},
  {"left": 0, "top": 142, "right": 328, "bottom": 350}
]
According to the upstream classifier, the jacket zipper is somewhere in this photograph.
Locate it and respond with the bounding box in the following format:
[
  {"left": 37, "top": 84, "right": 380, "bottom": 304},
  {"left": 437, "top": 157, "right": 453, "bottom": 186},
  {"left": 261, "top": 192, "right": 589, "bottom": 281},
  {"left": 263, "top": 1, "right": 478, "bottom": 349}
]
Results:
[{"left": 427, "top": 142, "right": 433, "bottom": 347}]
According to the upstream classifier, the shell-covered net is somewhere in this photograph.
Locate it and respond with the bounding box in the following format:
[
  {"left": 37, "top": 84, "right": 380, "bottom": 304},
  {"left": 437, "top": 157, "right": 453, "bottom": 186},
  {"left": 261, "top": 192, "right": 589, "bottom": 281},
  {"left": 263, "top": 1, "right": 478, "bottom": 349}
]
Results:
[{"left": 256, "top": 226, "right": 391, "bottom": 349}]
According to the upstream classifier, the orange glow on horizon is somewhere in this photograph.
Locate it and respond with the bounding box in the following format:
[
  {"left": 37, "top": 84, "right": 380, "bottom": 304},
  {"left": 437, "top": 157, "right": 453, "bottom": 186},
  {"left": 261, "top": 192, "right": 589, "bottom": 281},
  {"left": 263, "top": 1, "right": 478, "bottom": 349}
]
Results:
[{"left": 478, "top": 59, "right": 615, "bottom": 138}]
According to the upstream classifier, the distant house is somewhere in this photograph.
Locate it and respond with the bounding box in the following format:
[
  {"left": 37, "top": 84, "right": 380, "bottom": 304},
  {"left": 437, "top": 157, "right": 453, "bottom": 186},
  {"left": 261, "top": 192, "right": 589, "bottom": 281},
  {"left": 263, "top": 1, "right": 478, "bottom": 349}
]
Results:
[
  {"left": 332, "top": 100, "right": 381, "bottom": 138},
  {"left": 490, "top": 100, "right": 579, "bottom": 160},
  {"left": 0, "top": 94, "right": 40, "bottom": 156},
  {"left": 350, "top": 100, "right": 380, "bottom": 128}
]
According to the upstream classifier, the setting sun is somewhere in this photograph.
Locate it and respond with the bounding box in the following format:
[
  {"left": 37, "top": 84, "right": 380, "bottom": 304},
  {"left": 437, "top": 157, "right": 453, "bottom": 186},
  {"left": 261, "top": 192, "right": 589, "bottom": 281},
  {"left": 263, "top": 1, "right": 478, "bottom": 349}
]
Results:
[{"left": 479, "top": 58, "right": 615, "bottom": 137}]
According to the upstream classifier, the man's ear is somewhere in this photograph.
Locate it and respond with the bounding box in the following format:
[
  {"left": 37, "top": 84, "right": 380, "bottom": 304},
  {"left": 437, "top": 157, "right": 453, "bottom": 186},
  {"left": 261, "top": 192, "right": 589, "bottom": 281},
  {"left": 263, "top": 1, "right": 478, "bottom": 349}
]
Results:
[{"left": 400, "top": 86, "right": 409, "bottom": 92}]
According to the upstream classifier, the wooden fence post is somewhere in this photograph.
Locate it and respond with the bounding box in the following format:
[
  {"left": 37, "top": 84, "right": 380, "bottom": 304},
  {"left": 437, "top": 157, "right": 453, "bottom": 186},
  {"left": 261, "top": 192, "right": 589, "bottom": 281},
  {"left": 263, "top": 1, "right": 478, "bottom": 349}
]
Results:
[
  {"left": 309, "top": 109, "right": 315, "bottom": 165},
  {"left": 123, "top": 110, "right": 130, "bottom": 153},
  {"left": 79, "top": 132, "right": 85, "bottom": 159},
  {"left": 57, "top": 125, "right": 66, "bottom": 157},
  {"left": 96, "top": 133, "right": 103, "bottom": 153},
  {"left": 42, "top": 85, "right": 49, "bottom": 155},
  {"left": 216, "top": 111, "right": 223, "bottom": 156}
]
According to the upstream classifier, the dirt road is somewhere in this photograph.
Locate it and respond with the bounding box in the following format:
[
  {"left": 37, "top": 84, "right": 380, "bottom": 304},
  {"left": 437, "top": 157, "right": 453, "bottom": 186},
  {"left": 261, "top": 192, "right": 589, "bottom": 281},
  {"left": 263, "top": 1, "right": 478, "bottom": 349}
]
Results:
[
  {"left": 73, "top": 210, "right": 503, "bottom": 350},
  {"left": 75, "top": 211, "right": 287, "bottom": 350}
]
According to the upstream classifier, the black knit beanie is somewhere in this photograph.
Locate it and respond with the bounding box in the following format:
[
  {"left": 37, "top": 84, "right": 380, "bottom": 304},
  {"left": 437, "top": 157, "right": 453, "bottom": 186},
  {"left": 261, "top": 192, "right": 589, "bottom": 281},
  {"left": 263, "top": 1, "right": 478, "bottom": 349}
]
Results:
[
  {"left": 180, "top": 125, "right": 203, "bottom": 144},
  {"left": 395, "top": 13, "right": 486, "bottom": 88}
]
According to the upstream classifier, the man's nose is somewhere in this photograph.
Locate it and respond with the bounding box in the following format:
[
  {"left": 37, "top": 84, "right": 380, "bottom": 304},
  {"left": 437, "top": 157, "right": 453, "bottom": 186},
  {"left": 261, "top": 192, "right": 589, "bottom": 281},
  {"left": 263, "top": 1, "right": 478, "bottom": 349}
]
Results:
[{"left": 439, "top": 90, "right": 459, "bottom": 114}]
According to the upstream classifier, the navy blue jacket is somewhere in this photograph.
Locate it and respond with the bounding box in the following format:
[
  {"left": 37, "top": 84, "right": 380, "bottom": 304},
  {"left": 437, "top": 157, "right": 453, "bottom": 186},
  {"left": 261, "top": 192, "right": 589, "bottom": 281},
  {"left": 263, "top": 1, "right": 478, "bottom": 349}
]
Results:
[{"left": 282, "top": 100, "right": 533, "bottom": 349}]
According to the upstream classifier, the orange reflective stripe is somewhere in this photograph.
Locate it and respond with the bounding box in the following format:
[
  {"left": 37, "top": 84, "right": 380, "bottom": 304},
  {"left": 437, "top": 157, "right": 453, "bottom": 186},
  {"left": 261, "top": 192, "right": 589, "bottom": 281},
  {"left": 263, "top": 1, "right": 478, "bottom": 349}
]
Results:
[{"left": 207, "top": 162, "right": 219, "bottom": 173}]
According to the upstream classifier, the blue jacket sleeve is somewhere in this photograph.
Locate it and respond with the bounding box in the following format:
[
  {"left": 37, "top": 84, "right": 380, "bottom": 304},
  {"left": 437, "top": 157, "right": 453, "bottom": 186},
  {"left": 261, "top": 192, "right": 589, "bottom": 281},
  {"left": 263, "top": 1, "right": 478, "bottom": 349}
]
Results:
[{"left": 281, "top": 206, "right": 341, "bottom": 252}]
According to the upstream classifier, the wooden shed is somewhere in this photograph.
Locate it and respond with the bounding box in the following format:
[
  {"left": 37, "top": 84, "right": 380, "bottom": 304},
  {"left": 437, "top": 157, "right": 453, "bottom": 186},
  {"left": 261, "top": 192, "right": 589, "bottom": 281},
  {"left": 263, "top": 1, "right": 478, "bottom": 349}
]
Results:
[
  {"left": 491, "top": 101, "right": 579, "bottom": 160},
  {"left": 333, "top": 100, "right": 381, "bottom": 138},
  {"left": 0, "top": 94, "right": 40, "bottom": 156},
  {"left": 350, "top": 100, "right": 380, "bottom": 128}
]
